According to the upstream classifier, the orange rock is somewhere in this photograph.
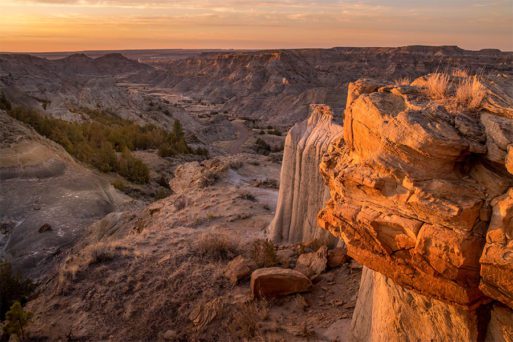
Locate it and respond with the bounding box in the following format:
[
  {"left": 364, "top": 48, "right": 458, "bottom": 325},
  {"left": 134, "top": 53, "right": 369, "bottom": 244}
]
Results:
[
  {"left": 250, "top": 267, "right": 312, "bottom": 298},
  {"left": 318, "top": 78, "right": 513, "bottom": 307}
]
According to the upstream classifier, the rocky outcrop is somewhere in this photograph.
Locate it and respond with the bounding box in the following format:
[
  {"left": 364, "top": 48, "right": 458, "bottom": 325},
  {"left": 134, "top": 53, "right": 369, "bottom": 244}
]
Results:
[
  {"left": 352, "top": 267, "right": 481, "bottom": 341},
  {"left": 318, "top": 75, "right": 513, "bottom": 339},
  {"left": 269, "top": 104, "right": 342, "bottom": 244},
  {"left": 318, "top": 77, "right": 513, "bottom": 307}
]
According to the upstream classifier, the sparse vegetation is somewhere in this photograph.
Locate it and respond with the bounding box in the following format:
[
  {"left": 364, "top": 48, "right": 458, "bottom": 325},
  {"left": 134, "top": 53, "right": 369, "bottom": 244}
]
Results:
[
  {"left": 254, "top": 138, "right": 272, "bottom": 155},
  {"left": 2, "top": 301, "right": 32, "bottom": 341},
  {"left": 196, "top": 232, "right": 239, "bottom": 261},
  {"left": 0, "top": 92, "right": 11, "bottom": 111},
  {"left": 455, "top": 75, "right": 486, "bottom": 110},
  {"left": 58, "top": 242, "right": 130, "bottom": 290},
  {"left": 250, "top": 239, "right": 278, "bottom": 267},
  {"left": 225, "top": 300, "right": 269, "bottom": 339},
  {"left": 394, "top": 77, "right": 411, "bottom": 86},
  {"left": 6, "top": 107, "right": 200, "bottom": 183},
  {"left": 425, "top": 73, "right": 450, "bottom": 99},
  {"left": 238, "top": 192, "right": 257, "bottom": 202},
  {"left": 0, "top": 262, "right": 34, "bottom": 320}
]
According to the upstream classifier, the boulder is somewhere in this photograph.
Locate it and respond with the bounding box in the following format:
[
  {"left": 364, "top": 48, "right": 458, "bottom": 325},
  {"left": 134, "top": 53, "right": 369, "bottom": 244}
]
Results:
[
  {"left": 250, "top": 267, "right": 312, "bottom": 298},
  {"left": 224, "top": 256, "right": 256, "bottom": 285},
  {"left": 276, "top": 248, "right": 295, "bottom": 268},
  {"left": 295, "top": 246, "right": 328, "bottom": 279},
  {"left": 327, "top": 246, "right": 348, "bottom": 268},
  {"left": 268, "top": 104, "right": 342, "bottom": 244}
]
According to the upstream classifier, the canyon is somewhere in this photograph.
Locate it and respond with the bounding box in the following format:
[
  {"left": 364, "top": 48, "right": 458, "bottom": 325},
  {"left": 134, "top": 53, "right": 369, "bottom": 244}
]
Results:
[{"left": 1, "top": 46, "right": 512, "bottom": 341}]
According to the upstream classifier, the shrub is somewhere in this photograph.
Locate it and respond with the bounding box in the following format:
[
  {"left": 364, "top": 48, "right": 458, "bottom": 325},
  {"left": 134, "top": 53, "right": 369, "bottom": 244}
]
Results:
[
  {"left": 0, "top": 92, "right": 11, "bottom": 111},
  {"left": 425, "top": 73, "right": 450, "bottom": 99},
  {"left": 394, "top": 77, "right": 411, "bottom": 86},
  {"left": 250, "top": 239, "right": 278, "bottom": 267},
  {"left": 2, "top": 301, "right": 32, "bottom": 341},
  {"left": 0, "top": 262, "right": 34, "bottom": 320},
  {"left": 196, "top": 232, "right": 239, "bottom": 261},
  {"left": 254, "top": 138, "right": 271, "bottom": 156},
  {"left": 225, "top": 300, "right": 268, "bottom": 339},
  {"left": 238, "top": 192, "right": 257, "bottom": 202},
  {"left": 117, "top": 149, "right": 150, "bottom": 184},
  {"left": 455, "top": 76, "right": 486, "bottom": 110}
]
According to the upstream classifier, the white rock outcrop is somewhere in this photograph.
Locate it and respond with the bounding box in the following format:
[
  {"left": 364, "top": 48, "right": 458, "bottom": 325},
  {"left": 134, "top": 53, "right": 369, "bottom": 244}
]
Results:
[{"left": 269, "top": 104, "right": 342, "bottom": 244}]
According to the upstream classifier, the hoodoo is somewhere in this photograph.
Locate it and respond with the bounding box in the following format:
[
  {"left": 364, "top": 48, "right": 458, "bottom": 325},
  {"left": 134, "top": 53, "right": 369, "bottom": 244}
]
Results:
[{"left": 269, "top": 104, "right": 342, "bottom": 244}]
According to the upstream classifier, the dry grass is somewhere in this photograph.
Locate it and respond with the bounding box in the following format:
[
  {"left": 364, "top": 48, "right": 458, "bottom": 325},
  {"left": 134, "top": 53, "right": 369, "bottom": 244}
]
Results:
[
  {"left": 425, "top": 73, "right": 450, "bottom": 99},
  {"left": 250, "top": 239, "right": 278, "bottom": 268},
  {"left": 196, "top": 232, "right": 239, "bottom": 261},
  {"left": 57, "top": 242, "right": 130, "bottom": 293},
  {"left": 455, "top": 75, "right": 486, "bottom": 110},
  {"left": 394, "top": 77, "right": 411, "bottom": 86},
  {"left": 452, "top": 69, "right": 470, "bottom": 78},
  {"left": 225, "top": 300, "right": 269, "bottom": 339}
]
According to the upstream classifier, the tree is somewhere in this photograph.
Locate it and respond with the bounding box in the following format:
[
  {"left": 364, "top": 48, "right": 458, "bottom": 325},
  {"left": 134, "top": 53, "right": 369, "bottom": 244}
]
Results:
[
  {"left": 3, "top": 301, "right": 32, "bottom": 341},
  {"left": 0, "top": 262, "right": 34, "bottom": 320}
]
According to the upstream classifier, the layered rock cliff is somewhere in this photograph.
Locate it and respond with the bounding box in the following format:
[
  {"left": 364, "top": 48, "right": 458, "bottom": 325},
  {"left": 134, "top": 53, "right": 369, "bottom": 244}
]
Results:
[
  {"left": 269, "top": 104, "right": 342, "bottom": 244},
  {"left": 317, "top": 75, "right": 513, "bottom": 340}
]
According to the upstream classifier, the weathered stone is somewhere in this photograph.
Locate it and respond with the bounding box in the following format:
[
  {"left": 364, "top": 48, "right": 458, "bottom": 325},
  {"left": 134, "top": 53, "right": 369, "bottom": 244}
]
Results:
[
  {"left": 38, "top": 223, "right": 52, "bottom": 233},
  {"left": 276, "top": 248, "right": 295, "bottom": 268},
  {"left": 352, "top": 267, "right": 480, "bottom": 342},
  {"left": 295, "top": 246, "right": 328, "bottom": 279},
  {"left": 224, "top": 256, "right": 256, "bottom": 285},
  {"left": 269, "top": 104, "right": 342, "bottom": 244},
  {"left": 318, "top": 78, "right": 513, "bottom": 306},
  {"left": 485, "top": 304, "right": 513, "bottom": 342},
  {"left": 480, "top": 188, "right": 513, "bottom": 309},
  {"left": 250, "top": 267, "right": 312, "bottom": 298},
  {"left": 327, "top": 246, "right": 348, "bottom": 268}
]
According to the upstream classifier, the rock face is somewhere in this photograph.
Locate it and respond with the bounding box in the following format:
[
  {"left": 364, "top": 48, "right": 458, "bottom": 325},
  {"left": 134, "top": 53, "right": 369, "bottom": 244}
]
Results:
[
  {"left": 318, "top": 77, "right": 513, "bottom": 307},
  {"left": 352, "top": 267, "right": 480, "bottom": 342},
  {"left": 269, "top": 104, "right": 342, "bottom": 244},
  {"left": 250, "top": 267, "right": 312, "bottom": 298},
  {"left": 317, "top": 76, "right": 513, "bottom": 339}
]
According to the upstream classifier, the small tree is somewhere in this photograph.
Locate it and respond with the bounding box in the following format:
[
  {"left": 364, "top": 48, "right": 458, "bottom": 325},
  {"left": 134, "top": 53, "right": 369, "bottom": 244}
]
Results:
[{"left": 3, "top": 301, "right": 32, "bottom": 341}]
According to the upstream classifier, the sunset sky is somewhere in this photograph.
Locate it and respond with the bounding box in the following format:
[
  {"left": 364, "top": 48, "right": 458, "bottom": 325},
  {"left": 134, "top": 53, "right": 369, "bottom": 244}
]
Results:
[{"left": 1, "top": 0, "right": 512, "bottom": 52}]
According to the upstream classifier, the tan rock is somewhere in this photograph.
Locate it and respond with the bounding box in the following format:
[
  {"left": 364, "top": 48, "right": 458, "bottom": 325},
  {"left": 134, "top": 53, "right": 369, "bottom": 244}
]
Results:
[
  {"left": 268, "top": 104, "right": 342, "bottom": 244},
  {"left": 327, "top": 246, "right": 348, "bottom": 268},
  {"left": 318, "top": 78, "right": 513, "bottom": 306},
  {"left": 352, "top": 267, "right": 480, "bottom": 342},
  {"left": 250, "top": 267, "right": 312, "bottom": 298},
  {"left": 485, "top": 304, "right": 513, "bottom": 342},
  {"left": 224, "top": 256, "right": 256, "bottom": 285},
  {"left": 276, "top": 248, "right": 295, "bottom": 268},
  {"left": 480, "top": 188, "right": 513, "bottom": 309},
  {"left": 295, "top": 246, "right": 328, "bottom": 279}
]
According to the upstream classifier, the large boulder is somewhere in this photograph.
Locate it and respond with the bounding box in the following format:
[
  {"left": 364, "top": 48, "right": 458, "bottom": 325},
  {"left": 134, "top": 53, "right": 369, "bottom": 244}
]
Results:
[
  {"left": 318, "top": 77, "right": 513, "bottom": 307},
  {"left": 269, "top": 104, "right": 342, "bottom": 244},
  {"left": 250, "top": 267, "right": 312, "bottom": 298}
]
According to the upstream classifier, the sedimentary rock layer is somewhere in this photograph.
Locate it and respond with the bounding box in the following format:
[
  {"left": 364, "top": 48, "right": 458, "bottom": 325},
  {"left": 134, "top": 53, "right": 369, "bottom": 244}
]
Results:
[
  {"left": 318, "top": 77, "right": 513, "bottom": 307},
  {"left": 269, "top": 104, "right": 342, "bottom": 244}
]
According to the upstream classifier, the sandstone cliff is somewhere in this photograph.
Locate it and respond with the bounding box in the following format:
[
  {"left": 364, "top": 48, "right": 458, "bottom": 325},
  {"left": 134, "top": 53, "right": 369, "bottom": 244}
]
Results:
[
  {"left": 269, "top": 104, "right": 342, "bottom": 244},
  {"left": 318, "top": 75, "right": 513, "bottom": 340}
]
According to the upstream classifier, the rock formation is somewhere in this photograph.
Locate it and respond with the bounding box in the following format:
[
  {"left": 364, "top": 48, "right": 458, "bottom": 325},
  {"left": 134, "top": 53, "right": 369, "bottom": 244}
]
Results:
[
  {"left": 317, "top": 75, "right": 513, "bottom": 339},
  {"left": 269, "top": 104, "right": 343, "bottom": 244}
]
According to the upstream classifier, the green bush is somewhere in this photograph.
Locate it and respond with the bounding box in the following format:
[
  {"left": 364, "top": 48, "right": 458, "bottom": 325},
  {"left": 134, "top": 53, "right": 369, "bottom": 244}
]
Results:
[
  {"left": 0, "top": 262, "right": 34, "bottom": 320},
  {"left": 3, "top": 301, "right": 32, "bottom": 341},
  {"left": 7, "top": 107, "right": 201, "bottom": 184}
]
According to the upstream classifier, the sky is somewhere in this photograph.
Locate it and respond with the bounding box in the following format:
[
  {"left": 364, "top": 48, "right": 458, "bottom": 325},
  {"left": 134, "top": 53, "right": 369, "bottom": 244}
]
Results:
[{"left": 0, "top": 0, "right": 512, "bottom": 52}]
